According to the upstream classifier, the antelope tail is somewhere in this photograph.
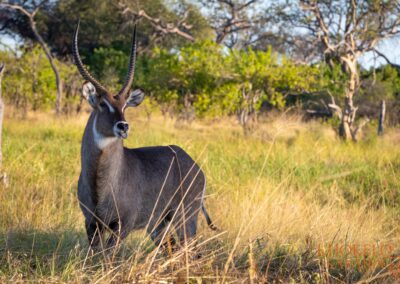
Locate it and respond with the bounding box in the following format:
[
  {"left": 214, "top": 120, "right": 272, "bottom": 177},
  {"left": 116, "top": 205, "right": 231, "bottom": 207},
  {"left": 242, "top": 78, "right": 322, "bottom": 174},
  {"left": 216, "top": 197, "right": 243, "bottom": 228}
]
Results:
[{"left": 201, "top": 204, "right": 218, "bottom": 231}]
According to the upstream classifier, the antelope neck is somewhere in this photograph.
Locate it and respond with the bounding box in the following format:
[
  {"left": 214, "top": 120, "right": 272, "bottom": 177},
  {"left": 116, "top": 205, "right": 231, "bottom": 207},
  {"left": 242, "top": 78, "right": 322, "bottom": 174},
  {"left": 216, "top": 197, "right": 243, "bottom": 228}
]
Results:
[
  {"left": 92, "top": 114, "right": 118, "bottom": 150},
  {"left": 81, "top": 113, "right": 124, "bottom": 172}
]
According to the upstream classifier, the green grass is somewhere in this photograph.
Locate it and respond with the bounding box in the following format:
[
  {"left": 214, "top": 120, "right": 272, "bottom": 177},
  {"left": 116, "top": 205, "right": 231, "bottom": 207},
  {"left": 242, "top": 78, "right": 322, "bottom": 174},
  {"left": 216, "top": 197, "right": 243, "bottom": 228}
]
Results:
[{"left": 1, "top": 110, "right": 400, "bottom": 282}]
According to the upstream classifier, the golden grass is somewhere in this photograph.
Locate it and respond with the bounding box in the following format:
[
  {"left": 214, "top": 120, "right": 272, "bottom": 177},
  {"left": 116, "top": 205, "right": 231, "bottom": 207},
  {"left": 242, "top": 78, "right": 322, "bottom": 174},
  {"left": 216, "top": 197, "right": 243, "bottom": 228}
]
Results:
[{"left": 1, "top": 109, "right": 400, "bottom": 282}]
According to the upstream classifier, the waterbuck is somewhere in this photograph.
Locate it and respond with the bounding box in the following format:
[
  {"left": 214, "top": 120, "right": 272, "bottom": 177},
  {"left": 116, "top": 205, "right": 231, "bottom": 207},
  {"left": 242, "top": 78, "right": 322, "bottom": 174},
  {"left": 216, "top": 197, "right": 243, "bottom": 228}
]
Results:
[{"left": 73, "top": 22, "right": 216, "bottom": 250}]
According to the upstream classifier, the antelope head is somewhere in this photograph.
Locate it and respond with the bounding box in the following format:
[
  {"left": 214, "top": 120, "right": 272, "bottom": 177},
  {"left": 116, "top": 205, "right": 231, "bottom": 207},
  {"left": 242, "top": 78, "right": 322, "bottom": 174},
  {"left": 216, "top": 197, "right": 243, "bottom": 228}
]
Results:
[{"left": 72, "top": 21, "right": 144, "bottom": 140}]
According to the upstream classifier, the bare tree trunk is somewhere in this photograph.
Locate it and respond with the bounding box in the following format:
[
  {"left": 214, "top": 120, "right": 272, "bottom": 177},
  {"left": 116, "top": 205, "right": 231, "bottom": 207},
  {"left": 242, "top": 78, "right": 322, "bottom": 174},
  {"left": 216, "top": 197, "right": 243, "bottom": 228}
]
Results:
[
  {"left": 378, "top": 100, "right": 386, "bottom": 136},
  {"left": 339, "top": 95, "right": 356, "bottom": 140},
  {"left": 30, "top": 20, "right": 63, "bottom": 114},
  {"left": 339, "top": 56, "right": 359, "bottom": 141},
  {"left": 328, "top": 56, "right": 370, "bottom": 142}
]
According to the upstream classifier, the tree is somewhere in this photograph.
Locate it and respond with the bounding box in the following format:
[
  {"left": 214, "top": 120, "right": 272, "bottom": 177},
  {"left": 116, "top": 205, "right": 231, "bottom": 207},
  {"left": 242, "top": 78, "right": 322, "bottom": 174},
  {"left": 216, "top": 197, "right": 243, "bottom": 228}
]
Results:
[
  {"left": 37, "top": 0, "right": 211, "bottom": 88},
  {"left": 118, "top": 0, "right": 196, "bottom": 42},
  {"left": 357, "top": 64, "right": 400, "bottom": 126},
  {"left": 216, "top": 47, "right": 319, "bottom": 133},
  {"left": 0, "top": 0, "right": 63, "bottom": 114},
  {"left": 139, "top": 47, "right": 180, "bottom": 118},
  {"left": 278, "top": 0, "right": 400, "bottom": 141},
  {"left": 142, "top": 41, "right": 224, "bottom": 121},
  {"left": 40, "top": 0, "right": 211, "bottom": 58},
  {"left": 197, "top": 0, "right": 268, "bottom": 48},
  {"left": 142, "top": 40, "right": 319, "bottom": 132},
  {"left": 0, "top": 47, "right": 79, "bottom": 115}
]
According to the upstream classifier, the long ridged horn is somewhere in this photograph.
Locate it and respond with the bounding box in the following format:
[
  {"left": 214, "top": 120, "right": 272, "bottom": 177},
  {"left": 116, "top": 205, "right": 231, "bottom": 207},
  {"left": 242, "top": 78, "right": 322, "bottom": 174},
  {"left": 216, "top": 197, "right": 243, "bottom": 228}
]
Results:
[
  {"left": 116, "top": 25, "right": 137, "bottom": 99},
  {"left": 72, "top": 20, "right": 109, "bottom": 96}
]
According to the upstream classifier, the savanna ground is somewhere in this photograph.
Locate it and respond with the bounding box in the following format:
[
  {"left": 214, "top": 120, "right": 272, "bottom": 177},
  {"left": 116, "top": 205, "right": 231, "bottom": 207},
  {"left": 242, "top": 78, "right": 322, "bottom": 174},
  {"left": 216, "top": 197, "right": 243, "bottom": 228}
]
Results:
[{"left": 0, "top": 107, "right": 400, "bottom": 283}]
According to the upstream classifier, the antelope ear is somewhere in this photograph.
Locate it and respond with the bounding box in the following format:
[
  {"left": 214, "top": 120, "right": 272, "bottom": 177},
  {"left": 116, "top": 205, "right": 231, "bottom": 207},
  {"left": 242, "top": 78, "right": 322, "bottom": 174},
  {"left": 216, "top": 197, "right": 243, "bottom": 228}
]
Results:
[
  {"left": 126, "top": 89, "right": 145, "bottom": 108},
  {"left": 82, "top": 82, "right": 99, "bottom": 108}
]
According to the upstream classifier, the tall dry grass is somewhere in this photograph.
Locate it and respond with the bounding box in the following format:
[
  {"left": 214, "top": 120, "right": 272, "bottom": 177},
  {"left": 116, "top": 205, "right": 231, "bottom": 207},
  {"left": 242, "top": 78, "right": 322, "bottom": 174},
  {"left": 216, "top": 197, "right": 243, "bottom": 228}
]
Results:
[{"left": 0, "top": 110, "right": 400, "bottom": 283}]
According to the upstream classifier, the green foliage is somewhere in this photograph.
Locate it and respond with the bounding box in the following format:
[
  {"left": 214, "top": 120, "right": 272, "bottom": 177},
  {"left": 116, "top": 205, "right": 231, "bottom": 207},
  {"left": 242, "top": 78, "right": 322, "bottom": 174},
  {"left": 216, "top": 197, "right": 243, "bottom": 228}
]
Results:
[
  {"left": 318, "top": 62, "right": 347, "bottom": 98},
  {"left": 141, "top": 41, "right": 224, "bottom": 116},
  {"left": 227, "top": 48, "right": 276, "bottom": 112},
  {"left": 4, "top": 39, "right": 398, "bottom": 123},
  {"left": 139, "top": 47, "right": 180, "bottom": 109},
  {"left": 142, "top": 42, "right": 320, "bottom": 119},
  {"left": 360, "top": 65, "right": 400, "bottom": 101},
  {"left": 88, "top": 47, "right": 129, "bottom": 91},
  {"left": 0, "top": 46, "right": 79, "bottom": 112},
  {"left": 223, "top": 47, "right": 320, "bottom": 114}
]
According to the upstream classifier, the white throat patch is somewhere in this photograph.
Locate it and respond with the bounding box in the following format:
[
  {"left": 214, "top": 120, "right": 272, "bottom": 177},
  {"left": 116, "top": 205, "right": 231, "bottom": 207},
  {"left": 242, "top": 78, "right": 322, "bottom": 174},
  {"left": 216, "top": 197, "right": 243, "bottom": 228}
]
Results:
[{"left": 92, "top": 115, "right": 118, "bottom": 150}]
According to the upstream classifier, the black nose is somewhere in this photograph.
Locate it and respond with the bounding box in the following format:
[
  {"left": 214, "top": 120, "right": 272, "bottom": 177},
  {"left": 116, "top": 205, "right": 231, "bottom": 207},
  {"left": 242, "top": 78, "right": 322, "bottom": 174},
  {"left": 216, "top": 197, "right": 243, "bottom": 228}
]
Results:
[{"left": 116, "top": 122, "right": 129, "bottom": 132}]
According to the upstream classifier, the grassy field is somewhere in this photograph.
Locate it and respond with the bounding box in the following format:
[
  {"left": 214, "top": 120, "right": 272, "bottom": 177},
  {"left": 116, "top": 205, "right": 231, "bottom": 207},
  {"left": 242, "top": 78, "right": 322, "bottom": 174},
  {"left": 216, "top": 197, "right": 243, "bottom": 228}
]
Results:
[{"left": 0, "top": 109, "right": 400, "bottom": 283}]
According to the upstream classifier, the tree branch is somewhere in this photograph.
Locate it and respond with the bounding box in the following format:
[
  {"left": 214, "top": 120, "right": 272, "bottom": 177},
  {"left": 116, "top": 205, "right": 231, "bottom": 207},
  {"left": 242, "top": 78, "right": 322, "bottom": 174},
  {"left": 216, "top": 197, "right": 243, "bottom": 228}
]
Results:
[
  {"left": 373, "top": 48, "right": 400, "bottom": 70},
  {"left": 118, "top": 2, "right": 195, "bottom": 42}
]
